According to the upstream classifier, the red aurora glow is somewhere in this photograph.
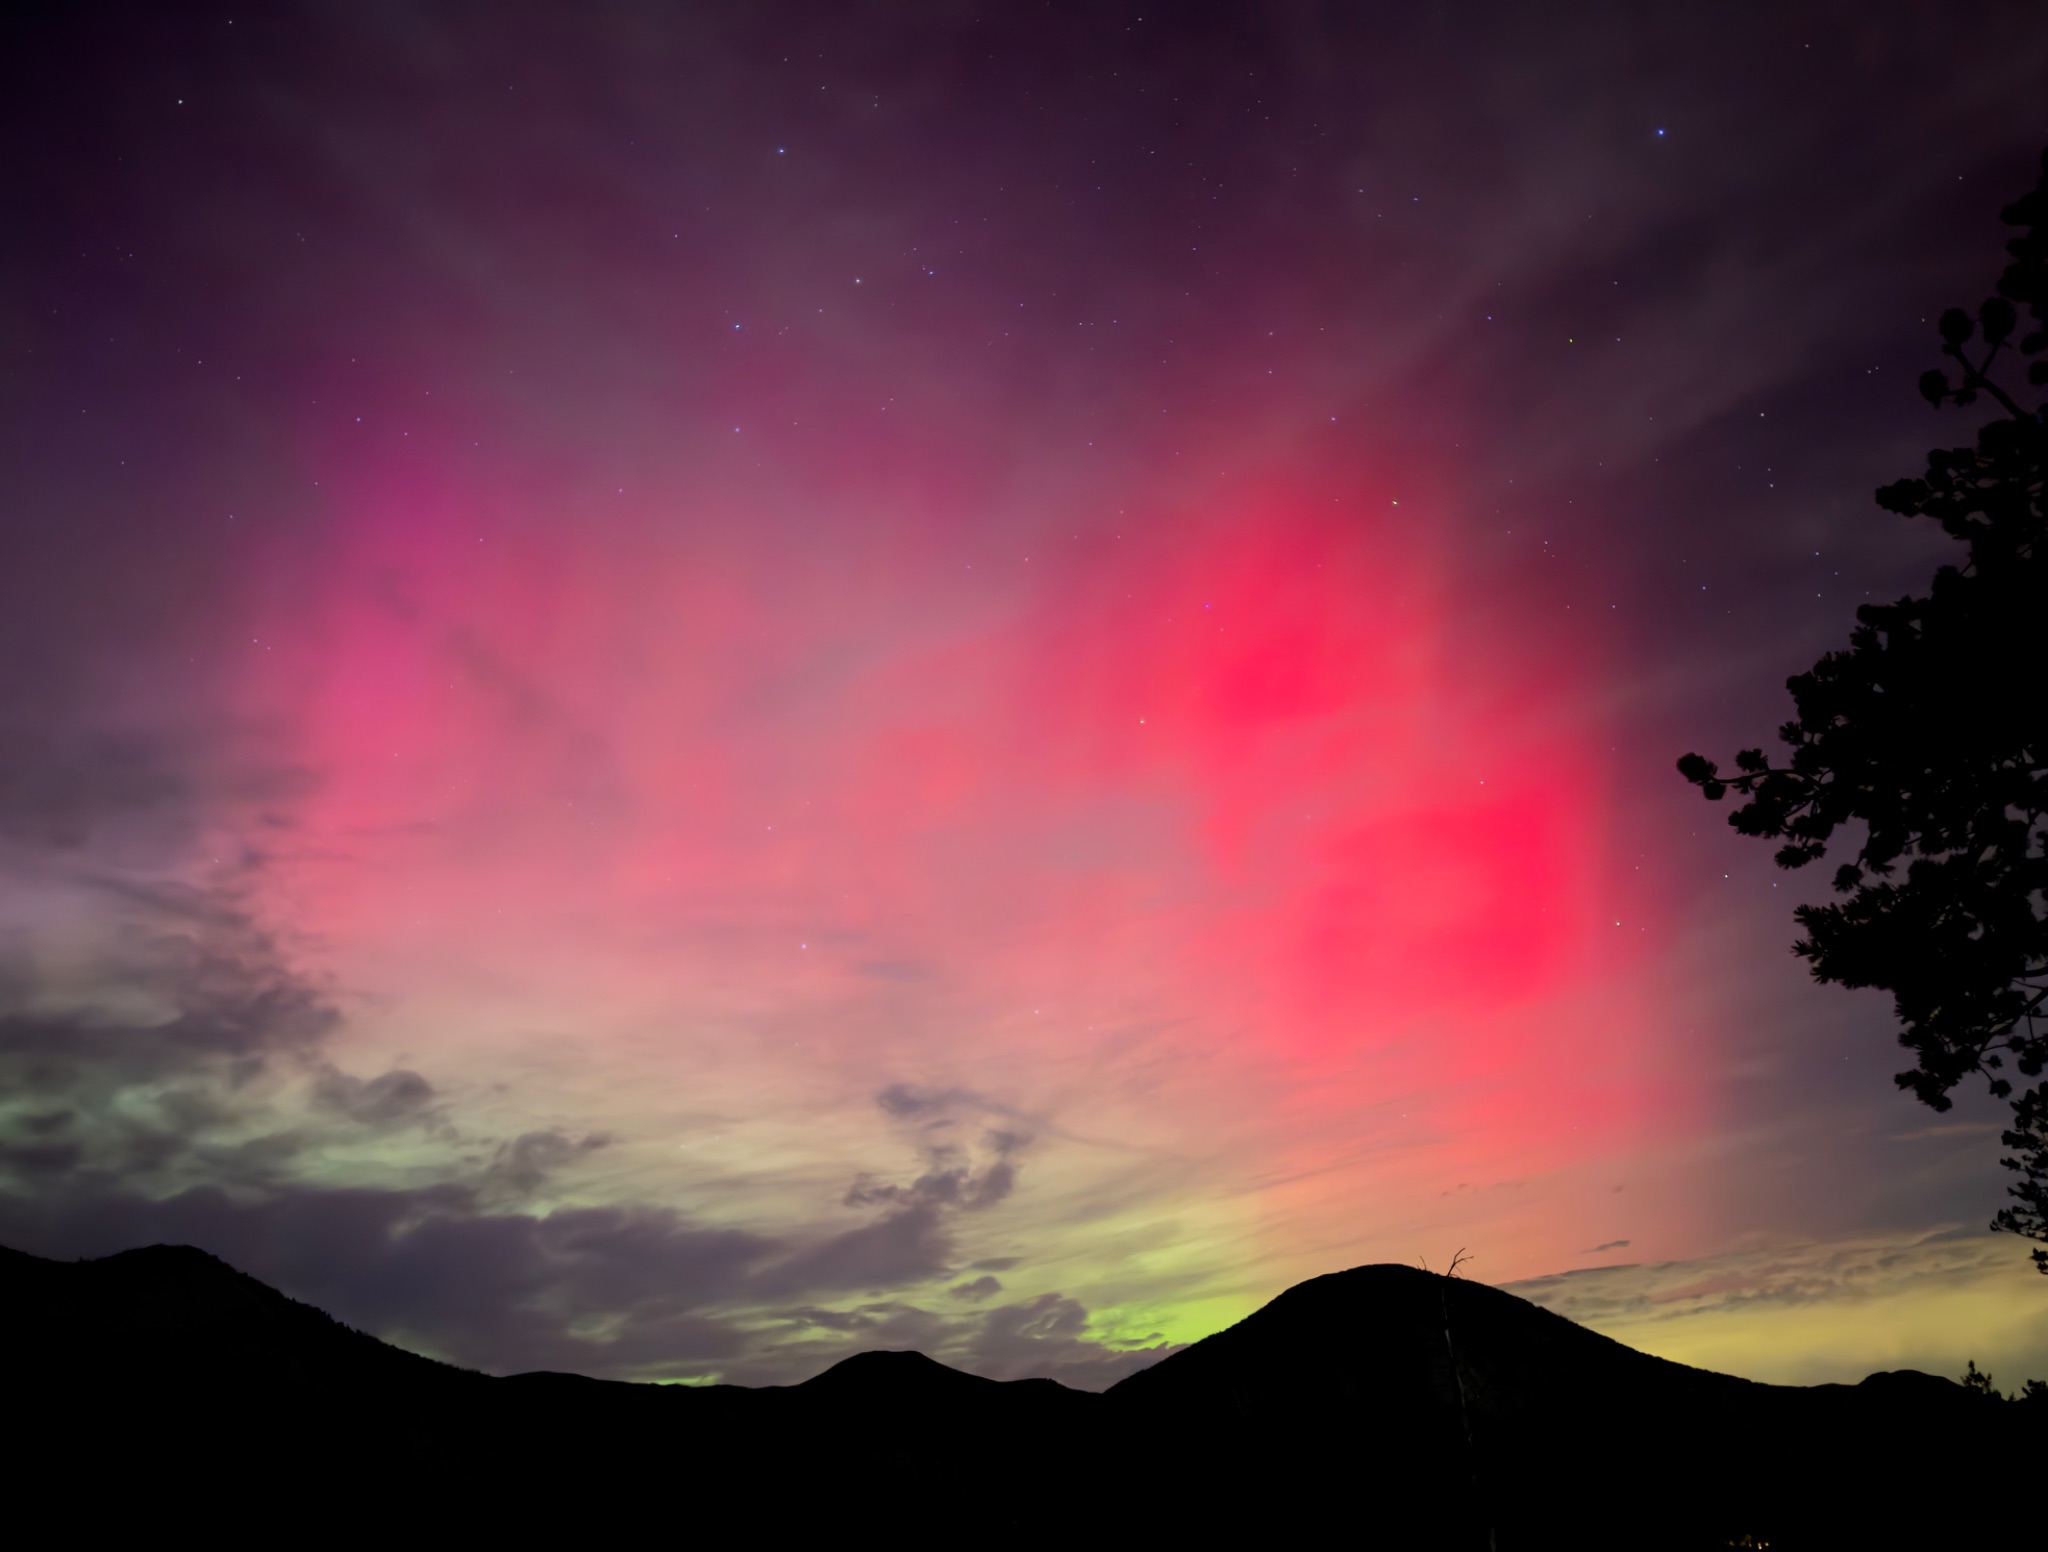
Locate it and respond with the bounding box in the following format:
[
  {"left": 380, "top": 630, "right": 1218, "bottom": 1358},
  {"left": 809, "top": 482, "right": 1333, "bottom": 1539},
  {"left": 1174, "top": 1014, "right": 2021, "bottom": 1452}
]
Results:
[{"left": 225, "top": 433, "right": 1666, "bottom": 1290}]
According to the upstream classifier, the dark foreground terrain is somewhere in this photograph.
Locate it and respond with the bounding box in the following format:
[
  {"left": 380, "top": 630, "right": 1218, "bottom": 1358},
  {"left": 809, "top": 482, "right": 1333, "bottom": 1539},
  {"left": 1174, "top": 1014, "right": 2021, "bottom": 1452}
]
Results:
[{"left": 5, "top": 1243, "right": 2038, "bottom": 1548}]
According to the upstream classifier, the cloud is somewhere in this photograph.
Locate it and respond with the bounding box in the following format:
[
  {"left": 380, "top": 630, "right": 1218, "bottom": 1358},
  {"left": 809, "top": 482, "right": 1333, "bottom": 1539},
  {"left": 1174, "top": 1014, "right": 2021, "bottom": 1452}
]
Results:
[
  {"left": 753, "top": 1200, "right": 955, "bottom": 1298},
  {"left": 0, "top": 730, "right": 1196, "bottom": 1392},
  {"left": 0, "top": 849, "right": 774, "bottom": 1377},
  {"left": 874, "top": 1082, "right": 995, "bottom": 1122},
  {"left": 0, "top": 1181, "right": 767, "bottom": 1374},
  {"left": 313, "top": 1067, "right": 439, "bottom": 1127},
  {"left": 776, "top": 1085, "right": 1041, "bottom": 1298},
  {"left": 0, "top": 873, "right": 1164, "bottom": 1384},
  {"left": 720, "top": 1081, "right": 1177, "bottom": 1384},
  {"left": 0, "top": 729, "right": 192, "bottom": 853},
  {"left": 0, "top": 718, "right": 315, "bottom": 871},
  {"left": 487, "top": 1129, "right": 614, "bottom": 1194},
  {"left": 1504, "top": 1229, "right": 2048, "bottom": 1388},
  {"left": 0, "top": 695, "right": 1165, "bottom": 1388},
  {"left": 0, "top": 859, "right": 537, "bottom": 1221},
  {"left": 0, "top": 875, "right": 343, "bottom": 1194},
  {"left": 842, "top": 1146, "right": 1021, "bottom": 1215},
  {"left": 737, "top": 1283, "right": 1178, "bottom": 1390},
  {"left": 980, "top": 1290, "right": 1087, "bottom": 1345},
  {"left": 965, "top": 1291, "right": 1181, "bottom": 1388},
  {"left": 0, "top": 883, "right": 1139, "bottom": 1378}
]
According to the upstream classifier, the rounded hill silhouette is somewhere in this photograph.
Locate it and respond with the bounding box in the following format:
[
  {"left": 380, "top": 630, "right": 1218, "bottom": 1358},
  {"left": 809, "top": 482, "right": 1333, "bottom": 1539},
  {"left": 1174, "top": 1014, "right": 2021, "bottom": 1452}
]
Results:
[{"left": 5, "top": 1244, "right": 2036, "bottom": 1547}]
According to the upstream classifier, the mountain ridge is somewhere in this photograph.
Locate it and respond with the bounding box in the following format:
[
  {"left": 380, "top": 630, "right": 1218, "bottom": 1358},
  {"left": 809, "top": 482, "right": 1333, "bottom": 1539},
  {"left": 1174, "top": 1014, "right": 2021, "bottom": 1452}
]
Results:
[{"left": 6, "top": 1241, "right": 2037, "bottom": 1548}]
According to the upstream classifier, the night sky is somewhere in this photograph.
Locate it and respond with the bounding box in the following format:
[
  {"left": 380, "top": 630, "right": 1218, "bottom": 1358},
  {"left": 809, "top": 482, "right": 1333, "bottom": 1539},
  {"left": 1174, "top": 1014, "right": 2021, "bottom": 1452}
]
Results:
[{"left": 4, "top": 1, "right": 2046, "bottom": 1388}]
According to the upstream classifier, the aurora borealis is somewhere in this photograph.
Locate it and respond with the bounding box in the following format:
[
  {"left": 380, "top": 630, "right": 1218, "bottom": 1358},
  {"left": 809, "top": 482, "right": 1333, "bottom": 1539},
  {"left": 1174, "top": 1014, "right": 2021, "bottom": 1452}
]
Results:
[{"left": 3, "top": 3, "right": 2046, "bottom": 1387}]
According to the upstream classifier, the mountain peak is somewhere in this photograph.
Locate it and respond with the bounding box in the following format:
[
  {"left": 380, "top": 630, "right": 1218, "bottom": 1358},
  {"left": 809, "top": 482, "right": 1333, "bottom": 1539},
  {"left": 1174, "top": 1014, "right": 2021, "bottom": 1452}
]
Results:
[
  {"left": 800, "top": 1347, "right": 998, "bottom": 1393},
  {"left": 5, "top": 1240, "right": 2039, "bottom": 1547}
]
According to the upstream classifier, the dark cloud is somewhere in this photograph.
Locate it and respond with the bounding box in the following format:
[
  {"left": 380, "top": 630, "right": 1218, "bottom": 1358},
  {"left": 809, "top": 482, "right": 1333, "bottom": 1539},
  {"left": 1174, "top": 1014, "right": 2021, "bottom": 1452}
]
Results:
[
  {"left": 0, "top": 878, "right": 338, "bottom": 1200},
  {"left": 965, "top": 1292, "right": 1180, "bottom": 1388},
  {"left": 841, "top": 1150, "right": 1017, "bottom": 1215},
  {"left": 0, "top": 868, "right": 480, "bottom": 1207},
  {"left": 0, "top": 858, "right": 785, "bottom": 1377},
  {"left": 754, "top": 1202, "right": 955, "bottom": 1298},
  {"left": 487, "top": 1129, "right": 614, "bottom": 1194},
  {"left": 0, "top": 855, "right": 763, "bottom": 1379},
  {"left": 0, "top": 866, "right": 1152, "bottom": 1383},
  {"left": 773, "top": 1298, "right": 948, "bottom": 1345},
  {"left": 0, "top": 958, "right": 1177, "bottom": 1384},
  {"left": 0, "top": 951, "right": 1186, "bottom": 1395},
  {"left": 778, "top": 1304, "right": 877, "bottom": 1333},
  {"left": 0, "top": 1133, "right": 83, "bottom": 1176},
  {"left": 679, "top": 1087, "right": 1170, "bottom": 1384},
  {"left": 853, "top": 1089, "right": 1032, "bottom": 1210},
  {"left": 0, "top": 1181, "right": 767, "bottom": 1374},
  {"left": 0, "top": 720, "right": 315, "bottom": 873},
  {"left": 0, "top": 1158, "right": 1171, "bottom": 1383},
  {"left": 313, "top": 1066, "right": 438, "bottom": 1127},
  {"left": 1, "top": 877, "right": 335, "bottom": 1064},
  {"left": 766, "top": 1085, "right": 1041, "bottom": 1301},
  {"left": 874, "top": 1082, "right": 979, "bottom": 1121},
  {"left": 0, "top": 588, "right": 778, "bottom": 1375},
  {"left": 741, "top": 1283, "right": 1177, "bottom": 1389},
  {"left": 826, "top": 1303, "right": 949, "bottom": 1354},
  {"left": 981, "top": 1291, "right": 1088, "bottom": 1345},
  {"left": 0, "top": 729, "right": 192, "bottom": 853}
]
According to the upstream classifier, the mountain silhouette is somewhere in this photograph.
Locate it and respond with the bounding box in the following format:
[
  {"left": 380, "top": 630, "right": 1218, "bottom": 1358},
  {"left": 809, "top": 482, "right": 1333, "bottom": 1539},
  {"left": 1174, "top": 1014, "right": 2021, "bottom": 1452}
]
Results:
[
  {"left": 6, "top": 1244, "right": 2038, "bottom": 1547},
  {"left": 1109, "top": 1264, "right": 2031, "bottom": 1546},
  {"left": 2, "top": 1241, "right": 476, "bottom": 1393}
]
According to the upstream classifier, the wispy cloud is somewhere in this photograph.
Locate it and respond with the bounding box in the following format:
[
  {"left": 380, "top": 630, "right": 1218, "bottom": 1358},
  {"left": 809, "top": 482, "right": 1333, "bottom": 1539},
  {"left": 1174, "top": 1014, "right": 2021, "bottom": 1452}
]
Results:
[{"left": 1506, "top": 1230, "right": 2048, "bottom": 1388}]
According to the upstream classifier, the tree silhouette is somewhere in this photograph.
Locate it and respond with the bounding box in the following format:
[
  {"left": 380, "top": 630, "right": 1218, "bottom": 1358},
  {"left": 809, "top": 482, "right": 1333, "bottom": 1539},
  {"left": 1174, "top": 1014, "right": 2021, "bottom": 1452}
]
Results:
[
  {"left": 1960, "top": 1361, "right": 2048, "bottom": 1403},
  {"left": 1961, "top": 1359, "right": 2002, "bottom": 1400},
  {"left": 1678, "top": 149, "right": 2048, "bottom": 1270}
]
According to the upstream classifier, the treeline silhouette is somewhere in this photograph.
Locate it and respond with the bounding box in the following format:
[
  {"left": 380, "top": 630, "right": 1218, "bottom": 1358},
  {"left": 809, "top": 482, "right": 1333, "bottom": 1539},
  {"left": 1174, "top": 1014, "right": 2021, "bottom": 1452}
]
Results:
[{"left": 7, "top": 1243, "right": 2042, "bottom": 1548}]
